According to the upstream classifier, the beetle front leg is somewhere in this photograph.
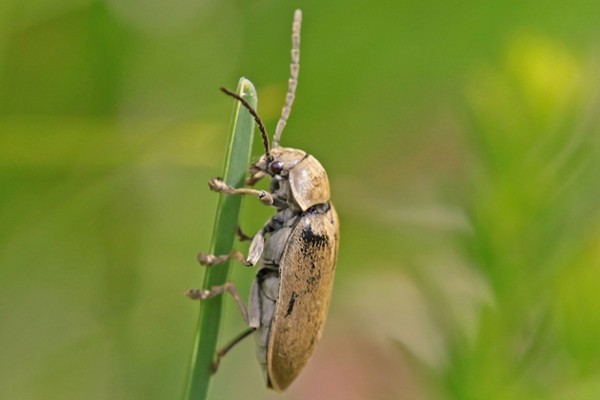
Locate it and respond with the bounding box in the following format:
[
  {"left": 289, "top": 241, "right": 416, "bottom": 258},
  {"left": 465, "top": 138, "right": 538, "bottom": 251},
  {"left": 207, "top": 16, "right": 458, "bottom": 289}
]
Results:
[
  {"left": 246, "top": 170, "right": 268, "bottom": 186},
  {"left": 209, "top": 177, "right": 273, "bottom": 206}
]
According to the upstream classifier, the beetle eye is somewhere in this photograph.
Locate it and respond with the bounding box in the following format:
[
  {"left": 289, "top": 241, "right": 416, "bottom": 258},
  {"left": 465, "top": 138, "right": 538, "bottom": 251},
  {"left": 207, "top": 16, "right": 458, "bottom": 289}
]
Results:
[{"left": 269, "top": 160, "right": 284, "bottom": 175}]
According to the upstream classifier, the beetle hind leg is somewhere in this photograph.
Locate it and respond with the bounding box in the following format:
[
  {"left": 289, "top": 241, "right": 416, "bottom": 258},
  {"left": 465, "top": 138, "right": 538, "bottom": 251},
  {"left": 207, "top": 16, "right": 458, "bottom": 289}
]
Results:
[
  {"left": 186, "top": 280, "right": 262, "bottom": 373},
  {"left": 211, "top": 327, "right": 256, "bottom": 373}
]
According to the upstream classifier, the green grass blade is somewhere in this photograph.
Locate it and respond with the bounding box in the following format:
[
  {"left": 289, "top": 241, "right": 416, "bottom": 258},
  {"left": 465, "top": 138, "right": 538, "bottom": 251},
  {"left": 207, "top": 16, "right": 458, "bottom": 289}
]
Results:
[{"left": 184, "top": 77, "right": 257, "bottom": 400}]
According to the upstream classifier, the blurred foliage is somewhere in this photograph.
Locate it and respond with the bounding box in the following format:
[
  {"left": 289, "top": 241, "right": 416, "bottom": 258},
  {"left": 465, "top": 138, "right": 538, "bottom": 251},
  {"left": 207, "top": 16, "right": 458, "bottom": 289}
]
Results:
[
  {"left": 2, "top": 1, "right": 600, "bottom": 399},
  {"left": 444, "top": 34, "right": 600, "bottom": 400}
]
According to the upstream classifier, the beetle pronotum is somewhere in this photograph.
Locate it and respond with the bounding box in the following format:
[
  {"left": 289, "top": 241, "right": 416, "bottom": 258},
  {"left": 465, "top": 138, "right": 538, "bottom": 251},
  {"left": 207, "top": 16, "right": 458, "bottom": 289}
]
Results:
[{"left": 187, "top": 9, "right": 339, "bottom": 392}]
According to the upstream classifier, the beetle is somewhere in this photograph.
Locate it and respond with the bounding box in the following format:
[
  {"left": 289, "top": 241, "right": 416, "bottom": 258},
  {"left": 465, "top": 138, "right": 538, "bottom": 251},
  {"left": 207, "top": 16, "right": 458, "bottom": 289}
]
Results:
[{"left": 186, "top": 9, "right": 339, "bottom": 392}]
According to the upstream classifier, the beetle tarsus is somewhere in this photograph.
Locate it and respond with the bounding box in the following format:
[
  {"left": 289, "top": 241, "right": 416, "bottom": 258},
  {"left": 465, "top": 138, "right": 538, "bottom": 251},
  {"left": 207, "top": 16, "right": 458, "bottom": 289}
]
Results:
[
  {"left": 197, "top": 250, "right": 246, "bottom": 266},
  {"left": 185, "top": 288, "right": 211, "bottom": 300},
  {"left": 207, "top": 177, "right": 228, "bottom": 192}
]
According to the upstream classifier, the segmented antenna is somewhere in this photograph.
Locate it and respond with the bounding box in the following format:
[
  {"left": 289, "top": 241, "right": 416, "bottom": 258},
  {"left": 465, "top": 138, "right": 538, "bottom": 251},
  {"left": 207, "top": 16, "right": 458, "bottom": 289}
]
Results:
[
  {"left": 273, "top": 9, "right": 302, "bottom": 148},
  {"left": 220, "top": 87, "right": 271, "bottom": 156}
]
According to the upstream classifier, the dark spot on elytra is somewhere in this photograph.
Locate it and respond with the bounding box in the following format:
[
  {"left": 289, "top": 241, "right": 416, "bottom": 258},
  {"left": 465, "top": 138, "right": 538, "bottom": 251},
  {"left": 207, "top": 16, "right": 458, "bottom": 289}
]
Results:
[
  {"left": 301, "top": 225, "right": 328, "bottom": 251},
  {"left": 306, "top": 262, "right": 320, "bottom": 287},
  {"left": 306, "top": 275, "right": 318, "bottom": 286},
  {"left": 285, "top": 292, "right": 298, "bottom": 317}
]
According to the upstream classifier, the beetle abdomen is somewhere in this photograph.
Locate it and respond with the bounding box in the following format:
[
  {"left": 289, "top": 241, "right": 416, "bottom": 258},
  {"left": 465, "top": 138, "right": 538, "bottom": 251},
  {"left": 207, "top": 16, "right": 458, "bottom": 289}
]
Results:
[{"left": 266, "top": 202, "right": 339, "bottom": 391}]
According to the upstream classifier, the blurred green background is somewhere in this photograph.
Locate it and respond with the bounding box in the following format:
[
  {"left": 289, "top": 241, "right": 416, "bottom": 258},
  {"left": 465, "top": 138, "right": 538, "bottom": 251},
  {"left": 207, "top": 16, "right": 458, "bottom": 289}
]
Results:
[{"left": 2, "top": 1, "right": 600, "bottom": 399}]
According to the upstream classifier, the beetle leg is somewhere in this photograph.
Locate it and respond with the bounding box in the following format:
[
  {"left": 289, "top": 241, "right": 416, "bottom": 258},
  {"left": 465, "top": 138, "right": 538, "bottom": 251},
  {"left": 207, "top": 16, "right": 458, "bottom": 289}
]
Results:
[
  {"left": 199, "top": 226, "right": 265, "bottom": 267},
  {"left": 208, "top": 177, "right": 273, "bottom": 206},
  {"left": 246, "top": 230, "right": 265, "bottom": 266},
  {"left": 197, "top": 242, "right": 263, "bottom": 267},
  {"left": 186, "top": 281, "right": 250, "bottom": 324},
  {"left": 211, "top": 327, "right": 256, "bottom": 373},
  {"left": 197, "top": 250, "right": 249, "bottom": 266},
  {"left": 246, "top": 170, "right": 268, "bottom": 186},
  {"left": 236, "top": 226, "right": 253, "bottom": 242},
  {"left": 248, "top": 278, "right": 261, "bottom": 328},
  {"left": 186, "top": 282, "right": 259, "bottom": 373}
]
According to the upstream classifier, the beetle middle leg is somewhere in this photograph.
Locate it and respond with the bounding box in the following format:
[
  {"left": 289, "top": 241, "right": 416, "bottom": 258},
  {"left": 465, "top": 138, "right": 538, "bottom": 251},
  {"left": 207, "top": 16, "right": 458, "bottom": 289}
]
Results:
[
  {"left": 186, "top": 282, "right": 251, "bottom": 324},
  {"left": 208, "top": 177, "right": 273, "bottom": 206},
  {"left": 198, "top": 228, "right": 266, "bottom": 267},
  {"left": 197, "top": 250, "right": 247, "bottom": 266}
]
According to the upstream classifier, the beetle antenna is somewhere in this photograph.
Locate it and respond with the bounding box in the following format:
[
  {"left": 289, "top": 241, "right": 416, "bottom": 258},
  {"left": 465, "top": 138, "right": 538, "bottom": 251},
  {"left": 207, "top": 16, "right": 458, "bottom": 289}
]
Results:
[
  {"left": 273, "top": 9, "right": 302, "bottom": 148},
  {"left": 221, "top": 87, "right": 271, "bottom": 156}
]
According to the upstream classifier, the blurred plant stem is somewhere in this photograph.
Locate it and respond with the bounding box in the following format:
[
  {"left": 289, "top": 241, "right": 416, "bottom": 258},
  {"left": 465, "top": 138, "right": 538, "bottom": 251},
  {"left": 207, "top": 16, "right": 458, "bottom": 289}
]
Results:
[{"left": 184, "top": 78, "right": 257, "bottom": 400}]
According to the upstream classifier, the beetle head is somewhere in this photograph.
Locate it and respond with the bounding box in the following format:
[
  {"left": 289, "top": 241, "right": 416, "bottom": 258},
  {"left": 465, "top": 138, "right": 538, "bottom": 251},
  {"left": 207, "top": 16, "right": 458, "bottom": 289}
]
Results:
[
  {"left": 252, "top": 147, "right": 330, "bottom": 211},
  {"left": 251, "top": 147, "right": 304, "bottom": 179}
]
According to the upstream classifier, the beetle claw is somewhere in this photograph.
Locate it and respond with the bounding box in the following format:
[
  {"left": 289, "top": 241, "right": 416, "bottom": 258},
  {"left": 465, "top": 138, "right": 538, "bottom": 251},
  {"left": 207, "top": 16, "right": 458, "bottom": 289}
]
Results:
[
  {"left": 258, "top": 191, "right": 274, "bottom": 205},
  {"left": 210, "top": 360, "right": 220, "bottom": 374},
  {"left": 208, "top": 177, "right": 226, "bottom": 192}
]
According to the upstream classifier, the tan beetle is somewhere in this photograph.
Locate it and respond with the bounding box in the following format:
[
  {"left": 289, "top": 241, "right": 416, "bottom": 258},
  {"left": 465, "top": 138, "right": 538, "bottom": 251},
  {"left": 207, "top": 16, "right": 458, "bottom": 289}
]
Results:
[{"left": 186, "top": 9, "right": 339, "bottom": 392}]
